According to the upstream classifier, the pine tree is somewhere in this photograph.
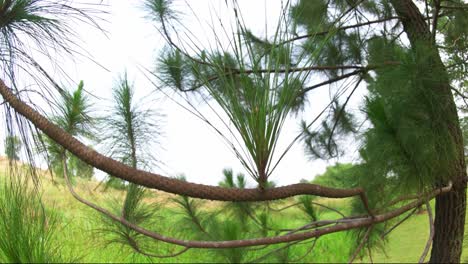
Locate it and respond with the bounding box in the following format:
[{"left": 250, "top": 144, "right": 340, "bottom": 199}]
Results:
[{"left": 289, "top": 1, "right": 467, "bottom": 261}]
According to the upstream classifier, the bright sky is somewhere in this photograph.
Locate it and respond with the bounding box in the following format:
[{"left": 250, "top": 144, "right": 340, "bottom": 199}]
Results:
[{"left": 2, "top": 0, "right": 363, "bottom": 186}]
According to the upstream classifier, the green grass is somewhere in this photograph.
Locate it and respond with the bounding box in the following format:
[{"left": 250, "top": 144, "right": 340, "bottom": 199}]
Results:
[{"left": 1, "top": 162, "right": 467, "bottom": 263}]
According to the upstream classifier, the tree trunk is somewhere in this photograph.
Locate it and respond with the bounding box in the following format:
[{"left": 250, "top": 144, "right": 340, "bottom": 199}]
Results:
[
  {"left": 390, "top": 1, "right": 467, "bottom": 262},
  {"left": 431, "top": 183, "right": 466, "bottom": 262}
]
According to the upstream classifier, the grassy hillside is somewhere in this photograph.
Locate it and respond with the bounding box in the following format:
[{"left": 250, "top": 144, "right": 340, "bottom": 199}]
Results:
[{"left": 0, "top": 156, "right": 467, "bottom": 263}]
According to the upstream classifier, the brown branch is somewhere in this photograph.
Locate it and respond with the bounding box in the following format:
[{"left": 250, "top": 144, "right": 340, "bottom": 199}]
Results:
[
  {"left": 0, "top": 79, "right": 376, "bottom": 202},
  {"left": 440, "top": 5, "right": 468, "bottom": 10},
  {"left": 60, "top": 158, "right": 452, "bottom": 249},
  {"left": 284, "top": 16, "right": 400, "bottom": 44},
  {"left": 269, "top": 200, "right": 346, "bottom": 218},
  {"left": 133, "top": 245, "right": 190, "bottom": 259},
  {"left": 311, "top": 201, "right": 347, "bottom": 218},
  {"left": 418, "top": 201, "right": 434, "bottom": 263},
  {"left": 185, "top": 63, "right": 395, "bottom": 93},
  {"left": 187, "top": 64, "right": 373, "bottom": 92},
  {"left": 299, "top": 61, "right": 402, "bottom": 96},
  {"left": 268, "top": 202, "right": 301, "bottom": 212},
  {"left": 302, "top": 69, "right": 366, "bottom": 94},
  {"left": 285, "top": 218, "right": 363, "bottom": 235},
  {"left": 129, "top": 236, "right": 190, "bottom": 259}
]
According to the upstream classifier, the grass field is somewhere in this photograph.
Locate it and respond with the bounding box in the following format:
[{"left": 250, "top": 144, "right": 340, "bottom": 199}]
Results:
[{"left": 1, "top": 157, "right": 467, "bottom": 263}]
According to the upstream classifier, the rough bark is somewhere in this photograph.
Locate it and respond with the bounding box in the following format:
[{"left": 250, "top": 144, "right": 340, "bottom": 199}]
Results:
[{"left": 390, "top": 1, "right": 467, "bottom": 262}]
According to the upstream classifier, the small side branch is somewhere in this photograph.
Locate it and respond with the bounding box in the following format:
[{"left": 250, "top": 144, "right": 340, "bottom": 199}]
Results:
[
  {"left": 283, "top": 16, "right": 400, "bottom": 44},
  {"left": 381, "top": 208, "right": 418, "bottom": 238},
  {"left": 349, "top": 227, "right": 373, "bottom": 263},
  {"left": 418, "top": 201, "right": 434, "bottom": 263}
]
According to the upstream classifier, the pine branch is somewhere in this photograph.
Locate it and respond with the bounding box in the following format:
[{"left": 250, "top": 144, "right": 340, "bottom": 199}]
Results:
[
  {"left": 0, "top": 78, "right": 378, "bottom": 202},
  {"left": 282, "top": 16, "right": 401, "bottom": 44},
  {"left": 326, "top": 76, "right": 363, "bottom": 156},
  {"left": 440, "top": 5, "right": 468, "bottom": 10},
  {"left": 301, "top": 62, "right": 400, "bottom": 95}
]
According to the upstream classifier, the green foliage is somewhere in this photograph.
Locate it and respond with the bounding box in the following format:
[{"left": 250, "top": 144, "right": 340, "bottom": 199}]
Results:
[
  {"left": 98, "top": 187, "right": 160, "bottom": 256},
  {"left": 437, "top": 1, "right": 468, "bottom": 83},
  {"left": 0, "top": 0, "right": 95, "bottom": 85},
  {"left": 297, "top": 195, "right": 318, "bottom": 221},
  {"left": 101, "top": 73, "right": 162, "bottom": 170},
  {"left": 55, "top": 81, "right": 94, "bottom": 138},
  {"left": 98, "top": 73, "right": 163, "bottom": 256},
  {"left": 155, "top": 1, "right": 333, "bottom": 188},
  {"left": 0, "top": 176, "right": 65, "bottom": 262},
  {"left": 4, "top": 135, "right": 21, "bottom": 160},
  {"left": 68, "top": 154, "right": 93, "bottom": 179},
  {"left": 363, "top": 39, "right": 457, "bottom": 190},
  {"left": 218, "top": 168, "right": 247, "bottom": 189},
  {"left": 39, "top": 81, "right": 95, "bottom": 179},
  {"left": 302, "top": 99, "right": 358, "bottom": 159},
  {"left": 312, "top": 163, "right": 355, "bottom": 188},
  {"left": 292, "top": 0, "right": 365, "bottom": 77},
  {"left": 144, "top": 0, "right": 178, "bottom": 23},
  {"left": 290, "top": 0, "right": 329, "bottom": 32},
  {"left": 462, "top": 116, "right": 468, "bottom": 162}
]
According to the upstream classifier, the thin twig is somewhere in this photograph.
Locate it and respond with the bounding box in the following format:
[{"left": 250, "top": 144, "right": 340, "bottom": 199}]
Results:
[
  {"left": 247, "top": 240, "right": 301, "bottom": 263},
  {"left": 282, "top": 16, "right": 400, "bottom": 44},
  {"left": 311, "top": 201, "right": 347, "bottom": 218},
  {"left": 301, "top": 69, "right": 365, "bottom": 95},
  {"left": 269, "top": 200, "right": 346, "bottom": 218},
  {"left": 418, "top": 201, "right": 434, "bottom": 263},
  {"left": 381, "top": 208, "right": 418, "bottom": 238},
  {"left": 349, "top": 226, "right": 373, "bottom": 263},
  {"left": 326, "top": 76, "right": 363, "bottom": 155},
  {"left": 132, "top": 243, "right": 190, "bottom": 259},
  {"left": 290, "top": 238, "right": 319, "bottom": 262},
  {"left": 268, "top": 202, "right": 301, "bottom": 212},
  {"left": 367, "top": 245, "right": 373, "bottom": 263}
]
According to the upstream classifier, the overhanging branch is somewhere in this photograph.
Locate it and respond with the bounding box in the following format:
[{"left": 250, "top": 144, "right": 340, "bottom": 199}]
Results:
[{"left": 0, "top": 79, "right": 369, "bottom": 202}]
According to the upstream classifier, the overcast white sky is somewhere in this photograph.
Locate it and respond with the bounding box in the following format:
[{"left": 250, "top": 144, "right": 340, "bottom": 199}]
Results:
[{"left": 2, "top": 0, "right": 363, "bottom": 186}]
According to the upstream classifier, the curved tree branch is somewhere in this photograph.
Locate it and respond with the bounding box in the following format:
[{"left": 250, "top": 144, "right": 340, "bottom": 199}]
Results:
[
  {"left": 58, "top": 155, "right": 453, "bottom": 249},
  {"left": 0, "top": 79, "right": 372, "bottom": 202}
]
